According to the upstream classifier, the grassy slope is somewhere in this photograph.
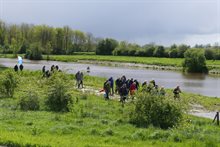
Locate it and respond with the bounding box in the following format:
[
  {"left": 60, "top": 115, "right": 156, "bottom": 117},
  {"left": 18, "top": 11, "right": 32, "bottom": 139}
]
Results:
[{"left": 0, "top": 70, "right": 220, "bottom": 146}]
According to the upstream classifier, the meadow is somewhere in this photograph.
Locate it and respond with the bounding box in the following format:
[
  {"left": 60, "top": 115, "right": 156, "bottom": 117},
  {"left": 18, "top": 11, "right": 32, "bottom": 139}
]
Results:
[
  {"left": 0, "top": 67, "right": 220, "bottom": 147},
  {"left": 1, "top": 54, "right": 220, "bottom": 70}
]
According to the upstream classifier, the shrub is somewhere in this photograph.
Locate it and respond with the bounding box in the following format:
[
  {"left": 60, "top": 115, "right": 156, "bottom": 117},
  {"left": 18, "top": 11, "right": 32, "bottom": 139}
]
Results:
[
  {"left": 46, "top": 73, "right": 73, "bottom": 112},
  {"left": 183, "top": 49, "right": 208, "bottom": 73},
  {"left": 96, "top": 38, "right": 118, "bottom": 55},
  {"left": 25, "top": 43, "right": 42, "bottom": 60},
  {"left": 19, "top": 90, "right": 40, "bottom": 111},
  {"left": 204, "top": 49, "right": 214, "bottom": 60},
  {"left": 129, "top": 93, "right": 183, "bottom": 129},
  {"left": 153, "top": 46, "right": 165, "bottom": 57},
  {"left": 0, "top": 70, "right": 18, "bottom": 97}
]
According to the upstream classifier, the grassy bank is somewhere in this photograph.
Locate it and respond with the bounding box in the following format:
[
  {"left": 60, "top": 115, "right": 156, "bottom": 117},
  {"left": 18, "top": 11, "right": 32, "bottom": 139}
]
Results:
[
  {"left": 1, "top": 54, "right": 220, "bottom": 71},
  {"left": 0, "top": 69, "right": 220, "bottom": 146}
]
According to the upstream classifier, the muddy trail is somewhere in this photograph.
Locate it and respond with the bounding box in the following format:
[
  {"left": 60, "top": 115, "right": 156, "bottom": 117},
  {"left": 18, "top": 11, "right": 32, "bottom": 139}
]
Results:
[{"left": 75, "top": 85, "right": 217, "bottom": 120}]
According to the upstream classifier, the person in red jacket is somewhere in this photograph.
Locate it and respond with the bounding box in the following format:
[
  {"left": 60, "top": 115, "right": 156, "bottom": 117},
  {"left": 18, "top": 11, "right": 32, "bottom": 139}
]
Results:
[{"left": 130, "top": 82, "right": 136, "bottom": 96}]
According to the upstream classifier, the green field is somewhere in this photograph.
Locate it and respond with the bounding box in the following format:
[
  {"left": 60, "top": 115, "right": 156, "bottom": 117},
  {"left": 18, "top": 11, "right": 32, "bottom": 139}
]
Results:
[
  {"left": 0, "top": 68, "right": 220, "bottom": 146},
  {"left": 1, "top": 54, "right": 220, "bottom": 70}
]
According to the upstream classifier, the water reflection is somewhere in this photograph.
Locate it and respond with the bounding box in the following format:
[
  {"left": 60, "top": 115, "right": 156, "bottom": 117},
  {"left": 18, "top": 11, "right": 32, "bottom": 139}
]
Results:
[{"left": 182, "top": 73, "right": 206, "bottom": 80}]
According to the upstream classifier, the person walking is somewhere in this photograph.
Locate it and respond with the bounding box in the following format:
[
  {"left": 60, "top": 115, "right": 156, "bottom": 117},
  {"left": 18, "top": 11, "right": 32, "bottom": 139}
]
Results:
[
  {"left": 75, "top": 71, "right": 81, "bottom": 88},
  {"left": 103, "top": 80, "right": 111, "bottom": 100},
  {"left": 108, "top": 77, "right": 114, "bottom": 95},
  {"left": 173, "top": 86, "right": 181, "bottom": 99}
]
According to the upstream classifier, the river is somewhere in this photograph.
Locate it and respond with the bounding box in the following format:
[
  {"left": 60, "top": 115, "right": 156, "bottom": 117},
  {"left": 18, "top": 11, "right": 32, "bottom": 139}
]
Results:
[{"left": 0, "top": 58, "right": 219, "bottom": 98}]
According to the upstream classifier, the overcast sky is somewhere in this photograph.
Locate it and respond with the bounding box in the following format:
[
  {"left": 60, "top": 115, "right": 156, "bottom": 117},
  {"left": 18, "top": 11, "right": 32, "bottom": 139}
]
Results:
[{"left": 0, "top": 0, "right": 219, "bottom": 46}]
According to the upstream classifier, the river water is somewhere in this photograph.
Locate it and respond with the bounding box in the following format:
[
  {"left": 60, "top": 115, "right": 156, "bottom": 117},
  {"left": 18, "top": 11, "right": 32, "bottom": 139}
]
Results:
[{"left": 0, "top": 58, "right": 219, "bottom": 98}]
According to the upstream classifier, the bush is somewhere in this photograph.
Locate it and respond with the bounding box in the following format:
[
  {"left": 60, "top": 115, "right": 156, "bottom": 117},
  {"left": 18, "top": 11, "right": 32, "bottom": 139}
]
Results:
[
  {"left": 25, "top": 43, "right": 42, "bottom": 60},
  {"left": 0, "top": 70, "right": 18, "bottom": 97},
  {"left": 183, "top": 49, "right": 208, "bottom": 73},
  {"left": 129, "top": 93, "right": 183, "bottom": 129},
  {"left": 19, "top": 90, "right": 40, "bottom": 111},
  {"left": 96, "top": 38, "right": 118, "bottom": 55},
  {"left": 205, "top": 49, "right": 214, "bottom": 60},
  {"left": 46, "top": 73, "right": 73, "bottom": 112}
]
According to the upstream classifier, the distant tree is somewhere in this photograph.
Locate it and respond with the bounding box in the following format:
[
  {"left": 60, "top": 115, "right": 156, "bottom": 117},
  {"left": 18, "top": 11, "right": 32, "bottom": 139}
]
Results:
[
  {"left": 46, "top": 42, "right": 52, "bottom": 60},
  {"left": 72, "top": 30, "right": 86, "bottom": 53},
  {"left": 0, "top": 20, "right": 7, "bottom": 46},
  {"left": 170, "top": 44, "right": 177, "bottom": 49},
  {"left": 96, "top": 38, "right": 118, "bottom": 55},
  {"left": 25, "top": 43, "right": 42, "bottom": 60},
  {"left": 204, "top": 49, "right": 214, "bottom": 60},
  {"left": 54, "top": 28, "right": 65, "bottom": 54},
  {"left": 169, "top": 48, "right": 178, "bottom": 58},
  {"left": 177, "top": 44, "right": 189, "bottom": 58},
  {"left": 153, "top": 46, "right": 165, "bottom": 57},
  {"left": 85, "top": 32, "right": 96, "bottom": 52},
  {"left": 63, "top": 26, "right": 73, "bottom": 54},
  {"left": 183, "top": 49, "right": 208, "bottom": 73}
]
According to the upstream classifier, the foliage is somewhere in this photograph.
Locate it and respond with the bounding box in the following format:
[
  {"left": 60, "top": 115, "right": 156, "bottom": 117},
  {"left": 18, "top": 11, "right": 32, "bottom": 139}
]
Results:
[
  {"left": 96, "top": 38, "right": 118, "bottom": 55},
  {"left": 18, "top": 89, "right": 40, "bottom": 111},
  {"left": 183, "top": 49, "right": 208, "bottom": 73},
  {"left": 1, "top": 20, "right": 220, "bottom": 61},
  {"left": 45, "top": 72, "right": 73, "bottom": 112},
  {"left": 0, "top": 70, "right": 18, "bottom": 97},
  {"left": 130, "top": 93, "right": 183, "bottom": 129},
  {"left": 205, "top": 49, "right": 214, "bottom": 60},
  {"left": 25, "top": 43, "right": 42, "bottom": 60},
  {"left": 0, "top": 70, "right": 220, "bottom": 146},
  {"left": 153, "top": 46, "right": 165, "bottom": 57}
]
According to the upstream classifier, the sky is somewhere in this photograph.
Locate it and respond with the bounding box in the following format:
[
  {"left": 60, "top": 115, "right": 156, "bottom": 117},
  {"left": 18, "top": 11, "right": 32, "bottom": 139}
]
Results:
[{"left": 0, "top": 0, "right": 220, "bottom": 46}]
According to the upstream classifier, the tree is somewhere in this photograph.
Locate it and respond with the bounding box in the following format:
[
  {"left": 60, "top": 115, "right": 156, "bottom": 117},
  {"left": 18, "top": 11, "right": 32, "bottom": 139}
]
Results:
[
  {"left": 46, "top": 42, "right": 52, "bottom": 60},
  {"left": 96, "top": 38, "right": 118, "bottom": 55},
  {"left": 204, "top": 49, "right": 214, "bottom": 60},
  {"left": 169, "top": 48, "right": 178, "bottom": 58},
  {"left": 72, "top": 30, "right": 86, "bottom": 53},
  {"left": 177, "top": 44, "right": 189, "bottom": 58},
  {"left": 85, "top": 32, "right": 96, "bottom": 52},
  {"left": 153, "top": 46, "right": 165, "bottom": 57},
  {"left": 25, "top": 43, "right": 42, "bottom": 60},
  {"left": 63, "top": 26, "right": 73, "bottom": 54},
  {"left": 54, "top": 28, "right": 65, "bottom": 54},
  {"left": 183, "top": 49, "right": 208, "bottom": 73}
]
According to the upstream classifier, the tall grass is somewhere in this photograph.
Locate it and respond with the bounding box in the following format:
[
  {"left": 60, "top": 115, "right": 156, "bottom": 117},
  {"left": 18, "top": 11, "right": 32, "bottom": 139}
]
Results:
[{"left": 0, "top": 69, "right": 220, "bottom": 146}]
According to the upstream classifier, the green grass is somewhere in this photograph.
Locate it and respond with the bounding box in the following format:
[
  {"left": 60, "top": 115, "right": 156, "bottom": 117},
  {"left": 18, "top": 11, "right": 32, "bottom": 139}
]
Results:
[
  {"left": 0, "top": 69, "right": 220, "bottom": 146},
  {"left": 45, "top": 55, "right": 184, "bottom": 67},
  {"left": 1, "top": 54, "right": 220, "bottom": 70}
]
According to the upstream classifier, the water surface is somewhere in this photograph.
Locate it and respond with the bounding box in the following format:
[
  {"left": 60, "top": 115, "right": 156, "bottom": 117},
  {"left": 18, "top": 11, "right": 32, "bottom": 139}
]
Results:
[{"left": 0, "top": 58, "right": 219, "bottom": 97}]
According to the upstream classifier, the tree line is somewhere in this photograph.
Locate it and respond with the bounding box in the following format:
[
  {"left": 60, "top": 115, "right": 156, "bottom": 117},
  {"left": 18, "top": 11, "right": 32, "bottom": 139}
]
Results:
[
  {"left": 0, "top": 20, "right": 97, "bottom": 59},
  {"left": 0, "top": 20, "right": 220, "bottom": 60}
]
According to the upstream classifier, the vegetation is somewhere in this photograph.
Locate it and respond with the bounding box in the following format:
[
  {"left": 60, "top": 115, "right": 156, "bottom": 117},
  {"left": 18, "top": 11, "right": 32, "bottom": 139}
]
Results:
[
  {"left": 46, "top": 72, "right": 73, "bottom": 112},
  {"left": 0, "top": 70, "right": 18, "bottom": 97},
  {"left": 183, "top": 49, "right": 208, "bottom": 73},
  {"left": 19, "top": 89, "right": 40, "bottom": 111},
  {"left": 130, "top": 93, "right": 183, "bottom": 129},
  {"left": 0, "top": 69, "right": 220, "bottom": 146},
  {"left": 96, "top": 38, "right": 118, "bottom": 55},
  {"left": 1, "top": 20, "right": 220, "bottom": 61},
  {"left": 24, "top": 43, "right": 43, "bottom": 60}
]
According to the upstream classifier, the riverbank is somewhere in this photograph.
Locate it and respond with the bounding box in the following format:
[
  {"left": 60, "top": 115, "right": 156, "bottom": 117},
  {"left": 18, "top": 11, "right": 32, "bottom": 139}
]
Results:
[
  {"left": 1, "top": 54, "right": 220, "bottom": 74},
  {"left": 0, "top": 69, "right": 220, "bottom": 146}
]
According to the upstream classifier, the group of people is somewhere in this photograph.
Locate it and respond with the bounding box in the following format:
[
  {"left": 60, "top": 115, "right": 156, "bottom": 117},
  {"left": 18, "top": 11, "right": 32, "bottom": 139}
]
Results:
[
  {"left": 13, "top": 61, "right": 181, "bottom": 102},
  {"left": 42, "top": 65, "right": 61, "bottom": 78},
  {"left": 103, "top": 75, "right": 182, "bottom": 103},
  {"left": 14, "top": 64, "right": 24, "bottom": 72}
]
